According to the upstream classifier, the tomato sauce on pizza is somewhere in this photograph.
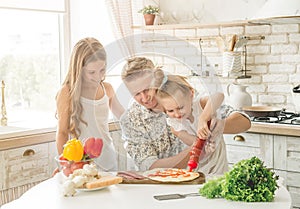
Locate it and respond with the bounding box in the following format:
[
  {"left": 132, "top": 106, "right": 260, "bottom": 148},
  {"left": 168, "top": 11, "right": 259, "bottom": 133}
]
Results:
[{"left": 144, "top": 168, "right": 200, "bottom": 182}]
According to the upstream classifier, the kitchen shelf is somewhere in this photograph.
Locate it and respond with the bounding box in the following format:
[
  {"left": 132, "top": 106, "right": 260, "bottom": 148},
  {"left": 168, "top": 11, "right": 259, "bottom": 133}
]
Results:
[{"left": 132, "top": 19, "right": 261, "bottom": 30}]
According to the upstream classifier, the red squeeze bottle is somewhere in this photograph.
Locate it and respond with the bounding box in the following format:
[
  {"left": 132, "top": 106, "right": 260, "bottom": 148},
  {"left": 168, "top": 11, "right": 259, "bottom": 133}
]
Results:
[{"left": 188, "top": 121, "right": 211, "bottom": 172}]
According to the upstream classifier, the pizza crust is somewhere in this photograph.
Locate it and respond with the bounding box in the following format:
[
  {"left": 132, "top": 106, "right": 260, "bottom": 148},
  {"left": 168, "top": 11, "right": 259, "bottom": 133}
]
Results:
[{"left": 143, "top": 168, "right": 200, "bottom": 182}]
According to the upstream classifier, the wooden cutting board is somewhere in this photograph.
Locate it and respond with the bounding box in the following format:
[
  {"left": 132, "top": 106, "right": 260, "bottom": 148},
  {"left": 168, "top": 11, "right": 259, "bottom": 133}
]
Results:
[{"left": 119, "top": 172, "right": 205, "bottom": 185}]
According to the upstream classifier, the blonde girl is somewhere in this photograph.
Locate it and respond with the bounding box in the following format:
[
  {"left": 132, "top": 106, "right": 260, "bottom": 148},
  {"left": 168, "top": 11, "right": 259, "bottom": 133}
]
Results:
[
  {"left": 156, "top": 74, "right": 228, "bottom": 175},
  {"left": 55, "top": 37, "right": 124, "bottom": 171}
]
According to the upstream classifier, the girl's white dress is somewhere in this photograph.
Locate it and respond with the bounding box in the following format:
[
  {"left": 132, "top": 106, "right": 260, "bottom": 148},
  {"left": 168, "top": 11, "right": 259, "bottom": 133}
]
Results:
[
  {"left": 78, "top": 84, "right": 118, "bottom": 171},
  {"left": 167, "top": 96, "right": 228, "bottom": 175}
]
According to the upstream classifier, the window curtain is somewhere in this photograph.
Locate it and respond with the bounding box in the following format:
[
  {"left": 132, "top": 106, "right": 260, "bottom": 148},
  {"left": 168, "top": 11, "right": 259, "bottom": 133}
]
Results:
[{"left": 105, "top": 0, "right": 135, "bottom": 57}]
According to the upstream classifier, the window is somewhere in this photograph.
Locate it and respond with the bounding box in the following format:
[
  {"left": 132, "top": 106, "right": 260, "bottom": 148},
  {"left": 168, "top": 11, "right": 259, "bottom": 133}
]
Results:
[{"left": 0, "top": 8, "right": 65, "bottom": 128}]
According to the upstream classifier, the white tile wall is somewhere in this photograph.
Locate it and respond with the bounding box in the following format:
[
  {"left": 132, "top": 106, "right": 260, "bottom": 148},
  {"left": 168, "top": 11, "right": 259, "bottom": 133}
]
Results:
[{"left": 133, "top": 23, "right": 300, "bottom": 111}]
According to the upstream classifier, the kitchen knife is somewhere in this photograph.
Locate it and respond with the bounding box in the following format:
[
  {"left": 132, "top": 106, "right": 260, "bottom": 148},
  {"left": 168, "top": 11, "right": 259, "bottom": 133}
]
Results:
[{"left": 154, "top": 192, "right": 200, "bottom": 200}]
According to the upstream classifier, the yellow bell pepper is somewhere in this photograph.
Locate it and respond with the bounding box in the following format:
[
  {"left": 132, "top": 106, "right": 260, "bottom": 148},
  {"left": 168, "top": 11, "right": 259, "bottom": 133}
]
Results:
[{"left": 63, "top": 138, "right": 84, "bottom": 162}]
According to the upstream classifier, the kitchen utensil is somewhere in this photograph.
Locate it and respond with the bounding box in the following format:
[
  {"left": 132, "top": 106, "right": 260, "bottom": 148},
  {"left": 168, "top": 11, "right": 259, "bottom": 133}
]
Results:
[
  {"left": 187, "top": 138, "right": 206, "bottom": 171},
  {"left": 154, "top": 192, "right": 200, "bottom": 200},
  {"left": 222, "top": 51, "right": 242, "bottom": 77},
  {"left": 215, "top": 36, "right": 225, "bottom": 52},
  {"left": 117, "top": 169, "right": 205, "bottom": 185},
  {"left": 229, "top": 34, "right": 237, "bottom": 51},
  {"left": 234, "top": 36, "right": 248, "bottom": 50},
  {"left": 242, "top": 106, "right": 283, "bottom": 117},
  {"left": 225, "top": 34, "right": 236, "bottom": 51},
  {"left": 293, "top": 85, "right": 300, "bottom": 93},
  {"left": 120, "top": 173, "right": 205, "bottom": 184},
  {"left": 292, "top": 84, "right": 300, "bottom": 112},
  {"left": 188, "top": 121, "right": 210, "bottom": 172},
  {"left": 55, "top": 156, "right": 93, "bottom": 177},
  {"left": 227, "top": 83, "right": 252, "bottom": 110}
]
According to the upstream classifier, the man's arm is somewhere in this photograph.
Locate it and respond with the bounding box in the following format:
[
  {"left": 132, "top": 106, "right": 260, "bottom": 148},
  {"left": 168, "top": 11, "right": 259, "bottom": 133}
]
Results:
[
  {"left": 223, "top": 111, "right": 251, "bottom": 134},
  {"left": 149, "top": 147, "right": 191, "bottom": 169}
]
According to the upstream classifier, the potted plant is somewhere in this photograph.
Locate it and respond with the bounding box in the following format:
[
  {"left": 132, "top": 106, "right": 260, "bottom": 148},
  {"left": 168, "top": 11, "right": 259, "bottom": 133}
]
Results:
[{"left": 138, "top": 5, "right": 160, "bottom": 25}]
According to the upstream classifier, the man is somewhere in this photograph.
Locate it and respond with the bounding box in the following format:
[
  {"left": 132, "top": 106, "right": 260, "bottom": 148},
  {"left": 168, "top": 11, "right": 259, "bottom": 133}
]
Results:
[{"left": 120, "top": 57, "right": 251, "bottom": 172}]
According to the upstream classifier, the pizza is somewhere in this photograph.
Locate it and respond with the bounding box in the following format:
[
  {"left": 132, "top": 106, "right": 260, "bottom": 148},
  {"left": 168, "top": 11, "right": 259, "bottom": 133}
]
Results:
[{"left": 143, "top": 168, "right": 200, "bottom": 182}]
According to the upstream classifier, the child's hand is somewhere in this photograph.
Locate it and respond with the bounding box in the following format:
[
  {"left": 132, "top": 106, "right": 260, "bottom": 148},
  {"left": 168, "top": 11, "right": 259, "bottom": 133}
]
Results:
[
  {"left": 197, "top": 119, "right": 211, "bottom": 139},
  {"left": 205, "top": 141, "right": 216, "bottom": 154},
  {"left": 209, "top": 117, "right": 225, "bottom": 139}
]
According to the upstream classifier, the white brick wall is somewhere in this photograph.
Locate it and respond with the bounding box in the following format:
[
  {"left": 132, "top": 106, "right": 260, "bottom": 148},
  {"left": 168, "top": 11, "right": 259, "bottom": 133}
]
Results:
[{"left": 134, "top": 22, "right": 300, "bottom": 111}]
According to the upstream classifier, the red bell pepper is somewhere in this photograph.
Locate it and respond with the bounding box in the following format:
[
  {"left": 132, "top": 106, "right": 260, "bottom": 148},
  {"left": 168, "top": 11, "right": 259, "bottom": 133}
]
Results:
[{"left": 84, "top": 137, "right": 103, "bottom": 158}]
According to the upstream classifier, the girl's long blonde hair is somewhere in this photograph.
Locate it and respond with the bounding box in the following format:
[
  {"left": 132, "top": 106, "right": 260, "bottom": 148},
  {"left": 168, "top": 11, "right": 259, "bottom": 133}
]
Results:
[{"left": 59, "top": 37, "right": 106, "bottom": 138}]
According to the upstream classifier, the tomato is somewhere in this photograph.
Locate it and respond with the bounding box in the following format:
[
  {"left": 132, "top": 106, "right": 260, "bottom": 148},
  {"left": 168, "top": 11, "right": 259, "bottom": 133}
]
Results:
[
  {"left": 63, "top": 167, "right": 72, "bottom": 177},
  {"left": 70, "top": 161, "right": 88, "bottom": 173},
  {"left": 59, "top": 155, "right": 69, "bottom": 167}
]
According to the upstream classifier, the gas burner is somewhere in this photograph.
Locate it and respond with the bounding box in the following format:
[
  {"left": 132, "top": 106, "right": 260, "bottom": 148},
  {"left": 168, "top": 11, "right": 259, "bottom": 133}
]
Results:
[
  {"left": 252, "top": 117, "right": 279, "bottom": 123},
  {"left": 291, "top": 118, "right": 300, "bottom": 125},
  {"left": 251, "top": 110, "right": 300, "bottom": 125},
  {"left": 280, "top": 111, "right": 300, "bottom": 119}
]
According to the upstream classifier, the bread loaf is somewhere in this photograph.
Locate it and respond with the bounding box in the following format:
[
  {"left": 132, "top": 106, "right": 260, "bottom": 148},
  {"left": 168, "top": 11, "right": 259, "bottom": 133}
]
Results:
[{"left": 85, "top": 176, "right": 123, "bottom": 189}]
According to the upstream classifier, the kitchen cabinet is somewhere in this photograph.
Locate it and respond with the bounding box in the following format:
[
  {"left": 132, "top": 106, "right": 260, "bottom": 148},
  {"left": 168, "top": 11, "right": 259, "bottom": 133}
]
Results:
[
  {"left": 110, "top": 128, "right": 127, "bottom": 171},
  {"left": 110, "top": 123, "right": 136, "bottom": 171},
  {"left": 0, "top": 131, "right": 57, "bottom": 206},
  {"left": 274, "top": 135, "right": 300, "bottom": 208},
  {"left": 223, "top": 132, "right": 273, "bottom": 168},
  {"left": 0, "top": 123, "right": 128, "bottom": 206},
  {"left": 224, "top": 131, "right": 300, "bottom": 209}
]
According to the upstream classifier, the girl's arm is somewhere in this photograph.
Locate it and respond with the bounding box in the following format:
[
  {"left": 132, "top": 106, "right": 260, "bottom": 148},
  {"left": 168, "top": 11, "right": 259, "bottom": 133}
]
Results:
[
  {"left": 104, "top": 82, "right": 125, "bottom": 119},
  {"left": 198, "top": 92, "right": 224, "bottom": 139},
  {"left": 171, "top": 128, "right": 197, "bottom": 146},
  {"left": 55, "top": 85, "right": 71, "bottom": 155}
]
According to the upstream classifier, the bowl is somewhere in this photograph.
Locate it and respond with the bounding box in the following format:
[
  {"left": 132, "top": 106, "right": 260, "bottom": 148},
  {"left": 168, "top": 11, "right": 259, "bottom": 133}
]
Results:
[{"left": 55, "top": 156, "right": 93, "bottom": 177}]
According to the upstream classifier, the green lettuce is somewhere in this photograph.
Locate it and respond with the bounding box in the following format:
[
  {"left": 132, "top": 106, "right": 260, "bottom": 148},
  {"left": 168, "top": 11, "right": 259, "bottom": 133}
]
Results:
[{"left": 199, "top": 156, "right": 279, "bottom": 202}]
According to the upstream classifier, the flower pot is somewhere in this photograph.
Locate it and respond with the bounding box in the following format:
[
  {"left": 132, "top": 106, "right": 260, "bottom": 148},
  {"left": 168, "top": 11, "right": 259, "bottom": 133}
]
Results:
[{"left": 144, "top": 14, "right": 155, "bottom": 25}]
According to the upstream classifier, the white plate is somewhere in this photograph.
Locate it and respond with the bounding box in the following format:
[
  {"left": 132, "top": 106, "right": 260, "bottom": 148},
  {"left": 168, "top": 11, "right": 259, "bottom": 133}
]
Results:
[{"left": 75, "top": 186, "right": 108, "bottom": 192}]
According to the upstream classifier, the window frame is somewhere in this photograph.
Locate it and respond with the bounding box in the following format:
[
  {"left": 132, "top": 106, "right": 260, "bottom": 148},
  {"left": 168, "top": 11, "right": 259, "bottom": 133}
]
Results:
[{"left": 0, "top": 0, "right": 71, "bottom": 127}]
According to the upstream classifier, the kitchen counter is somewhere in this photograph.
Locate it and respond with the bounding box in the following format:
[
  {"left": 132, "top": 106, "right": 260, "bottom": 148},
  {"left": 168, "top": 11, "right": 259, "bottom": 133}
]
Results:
[
  {"left": 0, "top": 126, "right": 56, "bottom": 140},
  {"left": 248, "top": 122, "right": 300, "bottom": 137},
  {"left": 1, "top": 121, "right": 298, "bottom": 151},
  {"left": 1, "top": 172, "right": 292, "bottom": 209},
  {"left": 0, "top": 126, "right": 56, "bottom": 151},
  {"left": 0, "top": 122, "right": 120, "bottom": 151}
]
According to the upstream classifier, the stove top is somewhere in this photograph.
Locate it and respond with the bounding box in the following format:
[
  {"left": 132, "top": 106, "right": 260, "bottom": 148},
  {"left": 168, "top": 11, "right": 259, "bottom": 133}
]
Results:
[{"left": 250, "top": 111, "right": 300, "bottom": 125}]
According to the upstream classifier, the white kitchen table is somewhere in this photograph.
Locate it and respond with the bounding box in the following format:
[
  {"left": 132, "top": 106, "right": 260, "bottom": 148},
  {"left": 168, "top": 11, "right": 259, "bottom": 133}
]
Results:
[{"left": 1, "top": 173, "right": 291, "bottom": 209}]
